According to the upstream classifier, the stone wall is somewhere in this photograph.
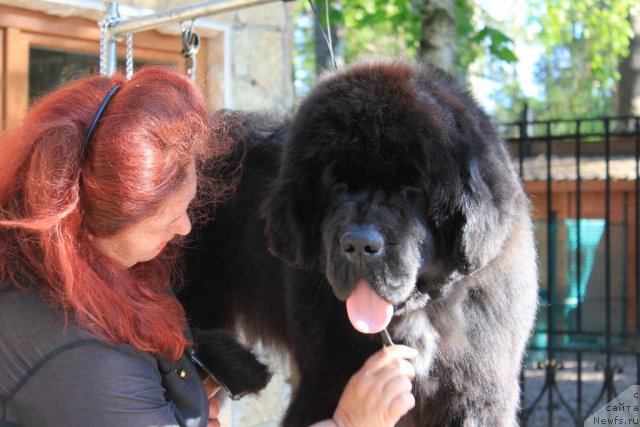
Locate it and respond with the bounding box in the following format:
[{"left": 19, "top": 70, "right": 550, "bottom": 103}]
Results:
[
  {"left": 118, "top": 0, "right": 296, "bottom": 112},
  {"left": 214, "top": 2, "right": 296, "bottom": 112}
]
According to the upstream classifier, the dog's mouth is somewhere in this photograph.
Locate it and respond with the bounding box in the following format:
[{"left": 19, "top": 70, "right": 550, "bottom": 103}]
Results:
[{"left": 345, "top": 279, "right": 394, "bottom": 334}]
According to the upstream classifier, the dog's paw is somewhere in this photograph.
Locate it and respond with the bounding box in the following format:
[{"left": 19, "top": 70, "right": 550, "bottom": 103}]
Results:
[{"left": 192, "top": 328, "right": 272, "bottom": 397}]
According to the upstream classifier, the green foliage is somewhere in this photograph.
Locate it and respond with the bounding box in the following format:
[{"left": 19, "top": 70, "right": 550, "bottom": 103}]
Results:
[
  {"left": 525, "top": 0, "right": 635, "bottom": 120},
  {"left": 293, "top": 0, "right": 422, "bottom": 96},
  {"left": 340, "top": 0, "right": 422, "bottom": 58},
  {"left": 456, "top": 0, "right": 518, "bottom": 74},
  {"left": 294, "top": 0, "right": 519, "bottom": 98},
  {"left": 474, "top": 28, "right": 518, "bottom": 62},
  {"left": 295, "top": 0, "right": 637, "bottom": 123}
]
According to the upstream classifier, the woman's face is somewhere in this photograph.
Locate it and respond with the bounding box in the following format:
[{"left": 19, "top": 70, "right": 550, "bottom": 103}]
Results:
[{"left": 91, "top": 161, "right": 197, "bottom": 268}]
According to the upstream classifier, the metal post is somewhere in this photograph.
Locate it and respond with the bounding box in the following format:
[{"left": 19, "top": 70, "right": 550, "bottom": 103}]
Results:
[
  {"left": 108, "top": 0, "right": 281, "bottom": 37},
  {"left": 103, "top": 2, "right": 121, "bottom": 77}
]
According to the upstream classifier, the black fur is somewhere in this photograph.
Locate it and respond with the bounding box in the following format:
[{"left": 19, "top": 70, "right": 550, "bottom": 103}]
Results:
[
  {"left": 192, "top": 329, "right": 272, "bottom": 398},
  {"left": 181, "top": 58, "right": 538, "bottom": 426}
]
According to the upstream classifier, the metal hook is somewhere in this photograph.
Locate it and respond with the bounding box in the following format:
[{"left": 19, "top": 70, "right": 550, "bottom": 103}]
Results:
[
  {"left": 181, "top": 18, "right": 196, "bottom": 34},
  {"left": 181, "top": 21, "right": 200, "bottom": 81}
]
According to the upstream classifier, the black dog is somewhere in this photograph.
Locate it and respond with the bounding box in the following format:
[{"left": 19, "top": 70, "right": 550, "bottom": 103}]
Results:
[{"left": 181, "top": 58, "right": 538, "bottom": 426}]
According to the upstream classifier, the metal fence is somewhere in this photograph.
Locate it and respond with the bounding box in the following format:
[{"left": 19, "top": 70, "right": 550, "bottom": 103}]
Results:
[{"left": 501, "top": 117, "right": 640, "bottom": 426}]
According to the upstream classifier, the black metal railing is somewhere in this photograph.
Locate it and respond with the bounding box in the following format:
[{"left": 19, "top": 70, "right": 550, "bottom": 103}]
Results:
[{"left": 501, "top": 116, "right": 640, "bottom": 426}]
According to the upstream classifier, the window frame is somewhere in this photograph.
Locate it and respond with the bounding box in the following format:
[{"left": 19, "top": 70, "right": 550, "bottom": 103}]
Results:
[{"left": 0, "top": 4, "right": 208, "bottom": 130}]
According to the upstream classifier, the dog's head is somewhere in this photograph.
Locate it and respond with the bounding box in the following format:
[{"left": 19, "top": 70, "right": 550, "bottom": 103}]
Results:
[{"left": 262, "top": 58, "right": 523, "bottom": 328}]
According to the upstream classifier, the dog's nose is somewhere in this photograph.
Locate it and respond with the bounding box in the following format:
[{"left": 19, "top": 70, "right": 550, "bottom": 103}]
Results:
[{"left": 340, "top": 229, "right": 384, "bottom": 260}]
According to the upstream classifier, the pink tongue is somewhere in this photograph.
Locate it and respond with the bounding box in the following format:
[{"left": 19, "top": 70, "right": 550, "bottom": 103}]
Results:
[{"left": 346, "top": 279, "right": 394, "bottom": 334}]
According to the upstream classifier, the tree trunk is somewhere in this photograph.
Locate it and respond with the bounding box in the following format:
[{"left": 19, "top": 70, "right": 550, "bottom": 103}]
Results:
[
  {"left": 617, "top": 10, "right": 640, "bottom": 118},
  {"left": 419, "top": 0, "right": 457, "bottom": 75}
]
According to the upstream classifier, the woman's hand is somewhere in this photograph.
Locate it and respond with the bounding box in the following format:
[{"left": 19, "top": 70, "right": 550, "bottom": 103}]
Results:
[
  {"left": 204, "top": 376, "right": 222, "bottom": 427},
  {"left": 207, "top": 398, "right": 220, "bottom": 427},
  {"left": 332, "top": 345, "right": 417, "bottom": 427}
]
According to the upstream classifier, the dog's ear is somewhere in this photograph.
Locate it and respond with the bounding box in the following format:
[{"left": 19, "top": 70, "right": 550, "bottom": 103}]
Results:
[
  {"left": 261, "top": 180, "right": 307, "bottom": 269},
  {"left": 439, "top": 146, "right": 522, "bottom": 275},
  {"left": 458, "top": 167, "right": 512, "bottom": 274},
  {"left": 261, "top": 169, "right": 324, "bottom": 270},
  {"left": 422, "top": 118, "right": 524, "bottom": 276}
]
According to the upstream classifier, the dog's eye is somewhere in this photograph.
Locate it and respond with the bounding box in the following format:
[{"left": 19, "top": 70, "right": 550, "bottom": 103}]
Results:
[
  {"left": 332, "top": 183, "right": 348, "bottom": 194},
  {"left": 402, "top": 186, "right": 423, "bottom": 198}
]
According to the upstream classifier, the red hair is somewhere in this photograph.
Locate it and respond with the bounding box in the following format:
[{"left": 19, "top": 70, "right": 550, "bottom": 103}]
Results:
[{"left": 0, "top": 66, "right": 230, "bottom": 361}]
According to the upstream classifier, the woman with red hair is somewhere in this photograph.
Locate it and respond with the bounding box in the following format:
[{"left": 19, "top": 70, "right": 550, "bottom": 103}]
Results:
[
  {"left": 0, "top": 66, "right": 416, "bottom": 427},
  {"left": 0, "top": 66, "right": 224, "bottom": 426}
]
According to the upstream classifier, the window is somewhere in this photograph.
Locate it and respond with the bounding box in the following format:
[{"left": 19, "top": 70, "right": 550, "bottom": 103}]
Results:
[
  {"left": 29, "top": 47, "right": 99, "bottom": 101},
  {"left": 0, "top": 4, "right": 210, "bottom": 130},
  {"left": 28, "top": 47, "right": 162, "bottom": 101}
]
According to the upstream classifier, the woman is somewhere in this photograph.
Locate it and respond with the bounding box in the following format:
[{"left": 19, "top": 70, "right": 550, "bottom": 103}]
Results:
[{"left": 0, "top": 66, "right": 415, "bottom": 427}]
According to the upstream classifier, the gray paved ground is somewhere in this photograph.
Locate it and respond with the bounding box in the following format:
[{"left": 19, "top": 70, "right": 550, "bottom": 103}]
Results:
[{"left": 522, "top": 353, "right": 639, "bottom": 426}]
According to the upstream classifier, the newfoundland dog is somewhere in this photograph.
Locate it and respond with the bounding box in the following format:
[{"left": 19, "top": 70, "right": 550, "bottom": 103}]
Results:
[{"left": 180, "top": 58, "right": 538, "bottom": 426}]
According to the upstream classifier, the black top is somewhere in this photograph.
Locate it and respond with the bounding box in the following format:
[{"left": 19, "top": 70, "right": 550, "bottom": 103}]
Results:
[{"left": 0, "top": 286, "right": 208, "bottom": 427}]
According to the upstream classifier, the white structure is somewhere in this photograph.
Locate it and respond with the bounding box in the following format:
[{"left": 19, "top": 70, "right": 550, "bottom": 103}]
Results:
[{"left": 0, "top": 0, "right": 296, "bottom": 112}]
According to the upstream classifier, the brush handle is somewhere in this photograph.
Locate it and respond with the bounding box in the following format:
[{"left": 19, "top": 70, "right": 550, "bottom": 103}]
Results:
[{"left": 380, "top": 328, "right": 394, "bottom": 347}]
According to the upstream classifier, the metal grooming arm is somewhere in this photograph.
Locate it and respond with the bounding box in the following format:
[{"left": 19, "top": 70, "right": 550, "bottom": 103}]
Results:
[{"left": 100, "top": 0, "right": 287, "bottom": 77}]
